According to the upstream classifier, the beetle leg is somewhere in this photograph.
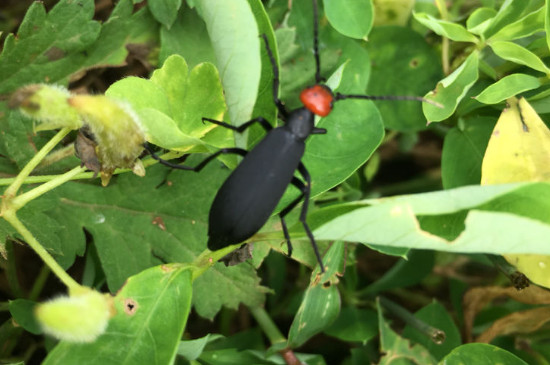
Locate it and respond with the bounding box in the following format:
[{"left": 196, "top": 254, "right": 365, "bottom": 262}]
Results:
[
  {"left": 145, "top": 143, "right": 248, "bottom": 172},
  {"left": 202, "top": 116, "right": 273, "bottom": 133},
  {"left": 279, "top": 163, "right": 325, "bottom": 273},
  {"left": 260, "top": 34, "right": 288, "bottom": 121}
]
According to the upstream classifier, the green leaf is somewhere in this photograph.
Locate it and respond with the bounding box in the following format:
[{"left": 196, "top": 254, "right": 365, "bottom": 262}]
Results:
[
  {"left": 423, "top": 52, "right": 479, "bottom": 122},
  {"left": 8, "top": 299, "right": 41, "bottom": 335},
  {"left": 489, "top": 6, "right": 545, "bottom": 42},
  {"left": 323, "top": 0, "right": 373, "bottom": 39},
  {"left": 402, "top": 301, "right": 462, "bottom": 361},
  {"left": 466, "top": 8, "right": 497, "bottom": 35},
  {"left": 366, "top": 26, "right": 443, "bottom": 131},
  {"left": 287, "top": 243, "right": 343, "bottom": 348},
  {"left": 440, "top": 343, "right": 529, "bottom": 365},
  {"left": 194, "top": 0, "right": 261, "bottom": 146},
  {"left": 490, "top": 41, "right": 550, "bottom": 74},
  {"left": 314, "top": 182, "right": 550, "bottom": 255},
  {"left": 547, "top": 0, "right": 550, "bottom": 52},
  {"left": 363, "top": 250, "right": 435, "bottom": 294},
  {"left": 106, "top": 55, "right": 226, "bottom": 150},
  {"left": 482, "top": 0, "right": 531, "bottom": 39},
  {"left": 413, "top": 13, "right": 478, "bottom": 43},
  {"left": 44, "top": 265, "right": 193, "bottom": 364},
  {"left": 46, "top": 163, "right": 267, "bottom": 320},
  {"left": 177, "top": 334, "right": 223, "bottom": 361},
  {"left": 377, "top": 299, "right": 437, "bottom": 365},
  {"left": 441, "top": 117, "right": 495, "bottom": 189},
  {"left": 475, "top": 74, "right": 541, "bottom": 104},
  {"left": 83, "top": 1, "right": 158, "bottom": 70},
  {"left": 245, "top": 0, "right": 279, "bottom": 147},
  {"left": 148, "top": 0, "right": 182, "bottom": 28},
  {"left": 324, "top": 307, "right": 378, "bottom": 343},
  {"left": 159, "top": 5, "right": 215, "bottom": 67},
  {"left": 0, "top": 0, "right": 100, "bottom": 94}
]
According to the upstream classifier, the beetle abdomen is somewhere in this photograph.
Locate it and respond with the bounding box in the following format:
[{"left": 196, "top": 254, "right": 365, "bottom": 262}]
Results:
[{"left": 208, "top": 128, "right": 305, "bottom": 250}]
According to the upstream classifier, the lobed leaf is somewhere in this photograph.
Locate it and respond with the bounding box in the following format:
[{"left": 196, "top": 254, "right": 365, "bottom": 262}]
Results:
[{"left": 0, "top": 0, "right": 100, "bottom": 94}]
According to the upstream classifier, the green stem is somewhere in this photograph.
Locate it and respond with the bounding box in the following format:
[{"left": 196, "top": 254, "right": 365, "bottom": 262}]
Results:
[
  {"left": 379, "top": 296, "right": 446, "bottom": 345},
  {"left": 0, "top": 152, "right": 180, "bottom": 187},
  {"left": 487, "top": 254, "right": 530, "bottom": 290},
  {"left": 3, "top": 211, "right": 80, "bottom": 292},
  {"left": 28, "top": 265, "right": 50, "bottom": 301},
  {"left": 11, "top": 165, "right": 86, "bottom": 211},
  {"left": 4, "top": 128, "right": 72, "bottom": 198},
  {"left": 5, "top": 240, "right": 24, "bottom": 298},
  {"left": 249, "top": 306, "right": 287, "bottom": 345}
]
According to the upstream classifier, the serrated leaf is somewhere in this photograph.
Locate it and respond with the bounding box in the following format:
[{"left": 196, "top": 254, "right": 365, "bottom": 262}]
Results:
[
  {"left": 0, "top": 0, "right": 100, "bottom": 94},
  {"left": 490, "top": 41, "right": 550, "bottom": 74},
  {"left": 377, "top": 299, "right": 437, "bottom": 365},
  {"left": 83, "top": 0, "right": 158, "bottom": 69},
  {"left": 440, "top": 343, "right": 529, "bottom": 365},
  {"left": 413, "top": 12, "right": 478, "bottom": 43},
  {"left": 43, "top": 265, "right": 193, "bottom": 364},
  {"left": 475, "top": 74, "right": 541, "bottom": 104},
  {"left": 45, "top": 163, "right": 267, "bottom": 319},
  {"left": 324, "top": 0, "right": 373, "bottom": 39},
  {"left": 423, "top": 52, "right": 479, "bottom": 122}
]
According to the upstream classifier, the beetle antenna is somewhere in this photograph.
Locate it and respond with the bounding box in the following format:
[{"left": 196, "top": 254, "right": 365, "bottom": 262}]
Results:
[
  {"left": 313, "top": 0, "right": 323, "bottom": 84},
  {"left": 335, "top": 93, "right": 443, "bottom": 108}
]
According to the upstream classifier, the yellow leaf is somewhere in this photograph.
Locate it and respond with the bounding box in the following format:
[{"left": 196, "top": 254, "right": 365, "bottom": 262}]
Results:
[{"left": 481, "top": 97, "right": 550, "bottom": 288}]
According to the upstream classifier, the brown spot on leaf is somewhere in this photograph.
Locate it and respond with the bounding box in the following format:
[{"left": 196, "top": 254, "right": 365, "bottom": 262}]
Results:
[
  {"left": 152, "top": 216, "right": 166, "bottom": 230},
  {"left": 44, "top": 46, "right": 66, "bottom": 61},
  {"left": 124, "top": 298, "right": 138, "bottom": 315}
]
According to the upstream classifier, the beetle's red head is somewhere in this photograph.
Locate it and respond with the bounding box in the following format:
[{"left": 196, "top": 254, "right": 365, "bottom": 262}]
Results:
[{"left": 300, "top": 85, "right": 334, "bottom": 117}]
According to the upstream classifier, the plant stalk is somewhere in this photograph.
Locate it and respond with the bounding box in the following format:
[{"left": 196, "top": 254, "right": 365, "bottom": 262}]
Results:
[
  {"left": 2, "top": 211, "right": 80, "bottom": 292},
  {"left": 379, "top": 296, "right": 446, "bottom": 344},
  {"left": 3, "top": 128, "right": 72, "bottom": 198}
]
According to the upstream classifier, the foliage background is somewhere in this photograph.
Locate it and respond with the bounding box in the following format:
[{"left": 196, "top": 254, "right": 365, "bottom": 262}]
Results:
[{"left": 1, "top": 0, "right": 550, "bottom": 364}]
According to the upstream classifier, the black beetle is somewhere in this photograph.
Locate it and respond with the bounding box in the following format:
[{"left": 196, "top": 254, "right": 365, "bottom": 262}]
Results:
[{"left": 146, "top": 0, "right": 437, "bottom": 272}]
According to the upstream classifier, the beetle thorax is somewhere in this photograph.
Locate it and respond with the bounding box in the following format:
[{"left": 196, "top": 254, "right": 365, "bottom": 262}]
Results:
[{"left": 285, "top": 108, "right": 315, "bottom": 140}]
